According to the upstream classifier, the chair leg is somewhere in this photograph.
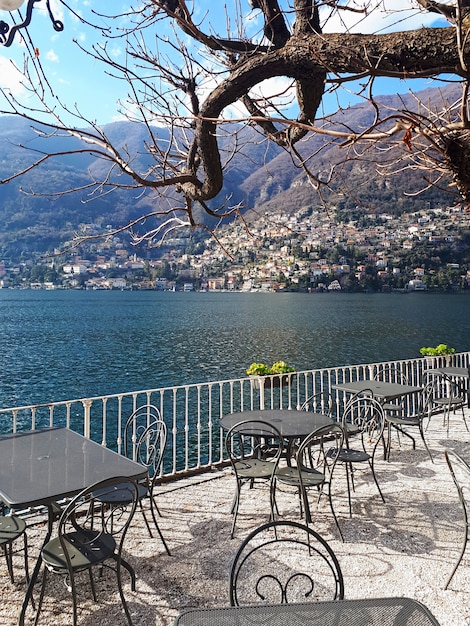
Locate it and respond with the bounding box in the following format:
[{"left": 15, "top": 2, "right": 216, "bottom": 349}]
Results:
[
  {"left": 369, "top": 459, "right": 385, "bottom": 503},
  {"left": 115, "top": 556, "right": 134, "bottom": 625},
  {"left": 33, "top": 567, "right": 48, "bottom": 626},
  {"left": 344, "top": 463, "right": 353, "bottom": 518},
  {"left": 117, "top": 555, "right": 137, "bottom": 591},
  {"left": 385, "top": 422, "right": 392, "bottom": 462},
  {"left": 88, "top": 569, "right": 97, "bottom": 602},
  {"left": 230, "top": 482, "right": 241, "bottom": 539},
  {"left": 418, "top": 423, "right": 433, "bottom": 463},
  {"left": 148, "top": 498, "right": 171, "bottom": 556},
  {"left": 444, "top": 525, "right": 469, "bottom": 589},
  {"left": 3, "top": 543, "right": 14, "bottom": 583},
  {"left": 325, "top": 482, "right": 343, "bottom": 542},
  {"left": 23, "top": 533, "right": 30, "bottom": 585}
]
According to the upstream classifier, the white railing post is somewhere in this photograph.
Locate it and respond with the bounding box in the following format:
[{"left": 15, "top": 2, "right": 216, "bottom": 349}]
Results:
[{"left": 82, "top": 399, "right": 92, "bottom": 439}]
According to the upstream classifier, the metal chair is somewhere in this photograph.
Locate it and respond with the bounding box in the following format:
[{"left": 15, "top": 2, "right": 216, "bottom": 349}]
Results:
[
  {"left": 336, "top": 393, "right": 386, "bottom": 517},
  {"left": 0, "top": 512, "right": 29, "bottom": 584},
  {"left": 374, "top": 364, "right": 409, "bottom": 415},
  {"left": 275, "top": 423, "right": 345, "bottom": 541},
  {"left": 444, "top": 449, "right": 470, "bottom": 589},
  {"left": 385, "top": 381, "right": 434, "bottom": 462},
  {"left": 34, "top": 476, "right": 139, "bottom": 626},
  {"left": 428, "top": 373, "right": 467, "bottom": 435},
  {"left": 93, "top": 405, "right": 170, "bottom": 555},
  {"left": 229, "top": 520, "right": 344, "bottom": 606},
  {"left": 225, "top": 419, "right": 283, "bottom": 538}
]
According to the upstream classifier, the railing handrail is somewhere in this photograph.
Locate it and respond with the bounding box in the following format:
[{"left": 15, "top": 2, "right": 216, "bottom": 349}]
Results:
[{"left": 0, "top": 352, "right": 468, "bottom": 481}]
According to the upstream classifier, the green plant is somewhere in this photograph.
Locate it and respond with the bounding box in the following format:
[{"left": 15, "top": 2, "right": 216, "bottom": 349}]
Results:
[
  {"left": 419, "top": 343, "right": 456, "bottom": 357},
  {"left": 270, "top": 361, "right": 295, "bottom": 374},
  {"left": 246, "top": 361, "right": 295, "bottom": 376},
  {"left": 246, "top": 362, "right": 271, "bottom": 376}
]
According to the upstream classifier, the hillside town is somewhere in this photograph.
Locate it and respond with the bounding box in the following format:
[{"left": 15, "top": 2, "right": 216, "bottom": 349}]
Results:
[{"left": 1, "top": 203, "right": 470, "bottom": 292}]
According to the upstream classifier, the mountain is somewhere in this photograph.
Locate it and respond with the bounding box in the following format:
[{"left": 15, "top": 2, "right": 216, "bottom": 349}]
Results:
[
  {"left": 0, "top": 83, "right": 462, "bottom": 260},
  {"left": 239, "top": 84, "right": 463, "bottom": 220}
]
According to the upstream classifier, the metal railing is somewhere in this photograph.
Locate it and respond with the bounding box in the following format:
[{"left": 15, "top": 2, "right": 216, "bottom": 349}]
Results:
[{"left": 0, "top": 352, "right": 468, "bottom": 480}]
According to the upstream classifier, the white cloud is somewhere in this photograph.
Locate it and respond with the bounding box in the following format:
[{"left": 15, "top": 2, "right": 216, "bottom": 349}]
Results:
[
  {"left": 45, "top": 49, "right": 59, "bottom": 62},
  {"left": 322, "top": 0, "right": 447, "bottom": 35},
  {"left": 0, "top": 57, "right": 26, "bottom": 98}
]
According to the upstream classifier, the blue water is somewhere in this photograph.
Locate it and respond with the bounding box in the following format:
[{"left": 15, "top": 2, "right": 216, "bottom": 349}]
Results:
[{"left": 0, "top": 290, "right": 469, "bottom": 409}]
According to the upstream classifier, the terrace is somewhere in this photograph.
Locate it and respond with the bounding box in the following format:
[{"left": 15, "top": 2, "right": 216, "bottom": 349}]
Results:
[{"left": 1, "top": 355, "right": 470, "bottom": 625}]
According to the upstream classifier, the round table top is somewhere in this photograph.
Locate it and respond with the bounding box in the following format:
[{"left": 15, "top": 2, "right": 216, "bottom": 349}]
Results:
[{"left": 219, "top": 409, "right": 333, "bottom": 439}]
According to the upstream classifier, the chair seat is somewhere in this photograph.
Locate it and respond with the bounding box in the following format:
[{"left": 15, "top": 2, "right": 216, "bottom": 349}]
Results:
[
  {"left": 385, "top": 415, "right": 421, "bottom": 426},
  {"left": 0, "top": 515, "right": 26, "bottom": 545},
  {"left": 42, "top": 529, "right": 116, "bottom": 573},
  {"left": 234, "top": 459, "right": 277, "bottom": 479},
  {"left": 337, "top": 448, "right": 370, "bottom": 463},
  {"left": 433, "top": 396, "right": 465, "bottom": 407},
  {"left": 276, "top": 466, "right": 325, "bottom": 487},
  {"left": 382, "top": 402, "right": 404, "bottom": 412},
  {"left": 93, "top": 482, "right": 148, "bottom": 504}
]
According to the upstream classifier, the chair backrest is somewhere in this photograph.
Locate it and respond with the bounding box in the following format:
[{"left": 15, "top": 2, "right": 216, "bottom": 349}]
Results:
[
  {"left": 225, "top": 419, "right": 284, "bottom": 471},
  {"left": 229, "top": 520, "right": 344, "bottom": 606},
  {"left": 135, "top": 420, "right": 168, "bottom": 482},
  {"left": 57, "top": 476, "right": 139, "bottom": 572},
  {"left": 298, "top": 392, "right": 335, "bottom": 417},
  {"left": 444, "top": 449, "right": 470, "bottom": 526},
  {"left": 341, "top": 393, "right": 385, "bottom": 450},
  {"left": 124, "top": 405, "right": 167, "bottom": 474},
  {"left": 296, "top": 423, "right": 345, "bottom": 481},
  {"left": 428, "top": 373, "right": 466, "bottom": 403},
  {"left": 374, "top": 365, "right": 408, "bottom": 384},
  {"left": 413, "top": 381, "right": 436, "bottom": 419}
]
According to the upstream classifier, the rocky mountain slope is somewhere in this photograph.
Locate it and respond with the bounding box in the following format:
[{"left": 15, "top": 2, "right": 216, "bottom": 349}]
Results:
[{"left": 0, "top": 83, "right": 462, "bottom": 260}]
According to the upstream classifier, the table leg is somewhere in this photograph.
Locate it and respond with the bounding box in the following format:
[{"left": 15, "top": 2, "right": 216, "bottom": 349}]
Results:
[{"left": 18, "top": 504, "right": 55, "bottom": 626}]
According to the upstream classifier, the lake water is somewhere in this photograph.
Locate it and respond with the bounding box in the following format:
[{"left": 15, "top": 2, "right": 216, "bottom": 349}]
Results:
[{"left": 1, "top": 289, "right": 469, "bottom": 409}]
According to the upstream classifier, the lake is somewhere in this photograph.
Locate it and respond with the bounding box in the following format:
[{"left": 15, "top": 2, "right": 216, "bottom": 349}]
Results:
[{"left": 0, "top": 290, "right": 469, "bottom": 409}]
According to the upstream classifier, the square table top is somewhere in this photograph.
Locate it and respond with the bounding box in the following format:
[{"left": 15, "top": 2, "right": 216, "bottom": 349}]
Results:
[
  {"left": 0, "top": 427, "right": 147, "bottom": 509},
  {"left": 220, "top": 409, "right": 333, "bottom": 440},
  {"left": 332, "top": 380, "right": 422, "bottom": 401},
  {"left": 428, "top": 366, "right": 469, "bottom": 378},
  {"left": 173, "top": 598, "right": 441, "bottom": 626}
]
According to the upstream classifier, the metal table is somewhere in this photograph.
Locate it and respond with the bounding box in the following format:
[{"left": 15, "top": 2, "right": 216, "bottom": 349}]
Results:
[
  {"left": 332, "top": 380, "right": 422, "bottom": 402},
  {"left": 220, "top": 409, "right": 333, "bottom": 440},
  {"left": 173, "top": 597, "right": 441, "bottom": 625},
  {"left": 0, "top": 427, "right": 148, "bottom": 625},
  {"left": 428, "top": 366, "right": 469, "bottom": 378}
]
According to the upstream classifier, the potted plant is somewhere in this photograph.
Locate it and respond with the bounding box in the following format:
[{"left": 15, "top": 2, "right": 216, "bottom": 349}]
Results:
[
  {"left": 246, "top": 361, "right": 295, "bottom": 388},
  {"left": 420, "top": 343, "right": 456, "bottom": 366}
]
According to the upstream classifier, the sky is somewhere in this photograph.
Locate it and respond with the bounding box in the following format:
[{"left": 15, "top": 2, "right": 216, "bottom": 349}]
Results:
[{"left": 0, "top": 1, "right": 451, "bottom": 126}]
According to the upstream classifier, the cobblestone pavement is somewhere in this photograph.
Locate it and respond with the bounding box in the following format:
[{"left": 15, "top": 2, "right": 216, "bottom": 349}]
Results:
[{"left": 2, "top": 408, "right": 470, "bottom": 625}]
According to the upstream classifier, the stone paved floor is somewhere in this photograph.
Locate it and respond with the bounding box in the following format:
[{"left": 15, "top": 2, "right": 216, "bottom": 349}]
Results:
[{"left": 2, "top": 408, "right": 470, "bottom": 625}]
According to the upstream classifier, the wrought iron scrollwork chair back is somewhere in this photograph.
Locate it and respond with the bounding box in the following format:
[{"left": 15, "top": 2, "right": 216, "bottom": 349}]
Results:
[
  {"left": 444, "top": 449, "right": 470, "bottom": 589},
  {"left": 336, "top": 392, "right": 386, "bottom": 517},
  {"left": 374, "top": 364, "right": 409, "bottom": 414},
  {"left": 275, "top": 423, "right": 345, "bottom": 541},
  {"left": 229, "top": 520, "right": 344, "bottom": 606},
  {"left": 225, "top": 420, "right": 283, "bottom": 539},
  {"left": 34, "top": 476, "right": 139, "bottom": 626},
  {"left": 93, "top": 405, "right": 170, "bottom": 555}
]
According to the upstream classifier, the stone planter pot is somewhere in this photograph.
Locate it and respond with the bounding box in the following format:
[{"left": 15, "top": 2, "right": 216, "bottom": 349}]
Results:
[
  {"left": 249, "top": 375, "right": 290, "bottom": 389},
  {"left": 424, "top": 356, "right": 437, "bottom": 369}
]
